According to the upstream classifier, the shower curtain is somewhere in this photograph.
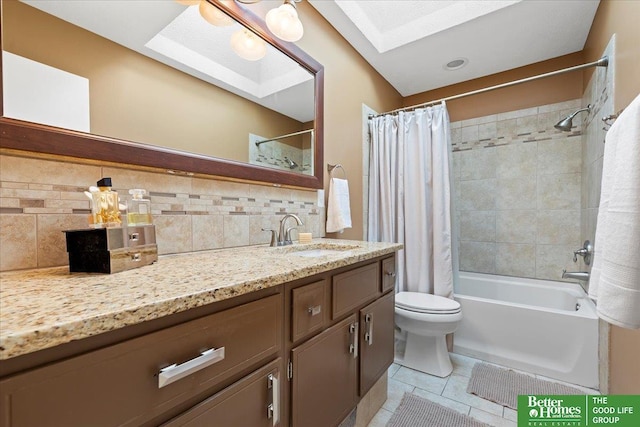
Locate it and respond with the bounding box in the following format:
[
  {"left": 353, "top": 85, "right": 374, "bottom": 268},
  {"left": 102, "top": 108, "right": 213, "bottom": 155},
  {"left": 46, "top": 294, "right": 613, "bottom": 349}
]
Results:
[{"left": 367, "top": 103, "right": 454, "bottom": 298}]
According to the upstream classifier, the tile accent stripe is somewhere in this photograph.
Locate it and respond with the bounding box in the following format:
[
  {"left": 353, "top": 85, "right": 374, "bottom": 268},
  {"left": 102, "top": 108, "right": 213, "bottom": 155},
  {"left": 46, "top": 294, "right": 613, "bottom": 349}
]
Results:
[{"left": 0, "top": 159, "right": 325, "bottom": 271}]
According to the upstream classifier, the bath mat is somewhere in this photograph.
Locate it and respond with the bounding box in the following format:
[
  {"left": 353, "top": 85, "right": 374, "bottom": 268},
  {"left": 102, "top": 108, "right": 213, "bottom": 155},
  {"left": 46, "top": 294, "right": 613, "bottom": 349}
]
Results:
[
  {"left": 386, "top": 393, "right": 490, "bottom": 427},
  {"left": 467, "top": 363, "right": 585, "bottom": 410}
]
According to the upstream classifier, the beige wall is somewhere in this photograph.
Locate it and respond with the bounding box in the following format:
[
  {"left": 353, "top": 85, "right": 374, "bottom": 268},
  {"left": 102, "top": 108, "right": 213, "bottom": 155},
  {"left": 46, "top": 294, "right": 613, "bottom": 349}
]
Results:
[
  {"left": 582, "top": 0, "right": 640, "bottom": 395},
  {"left": 403, "top": 52, "right": 585, "bottom": 123},
  {"left": 583, "top": 0, "right": 640, "bottom": 111},
  {"left": 3, "top": 0, "right": 306, "bottom": 163},
  {"left": 296, "top": 2, "right": 403, "bottom": 240}
]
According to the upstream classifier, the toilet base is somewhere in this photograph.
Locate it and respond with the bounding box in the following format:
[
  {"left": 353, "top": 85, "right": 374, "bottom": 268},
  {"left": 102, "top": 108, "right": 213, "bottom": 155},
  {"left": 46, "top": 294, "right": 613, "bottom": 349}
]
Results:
[{"left": 396, "top": 332, "right": 453, "bottom": 377}]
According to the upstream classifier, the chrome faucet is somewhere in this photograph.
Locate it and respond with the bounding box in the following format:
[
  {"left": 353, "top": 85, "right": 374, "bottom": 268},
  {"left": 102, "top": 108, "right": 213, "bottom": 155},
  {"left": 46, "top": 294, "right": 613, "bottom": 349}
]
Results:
[
  {"left": 278, "top": 213, "right": 303, "bottom": 246},
  {"left": 562, "top": 269, "right": 590, "bottom": 281}
]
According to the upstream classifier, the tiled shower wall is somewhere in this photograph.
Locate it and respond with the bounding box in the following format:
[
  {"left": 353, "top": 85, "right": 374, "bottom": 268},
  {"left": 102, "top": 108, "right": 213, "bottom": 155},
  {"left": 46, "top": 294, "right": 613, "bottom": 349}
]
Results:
[
  {"left": 0, "top": 154, "right": 325, "bottom": 272},
  {"left": 579, "top": 36, "right": 614, "bottom": 394},
  {"left": 451, "top": 99, "right": 586, "bottom": 281},
  {"left": 580, "top": 35, "right": 615, "bottom": 277},
  {"left": 248, "top": 134, "right": 313, "bottom": 174}
]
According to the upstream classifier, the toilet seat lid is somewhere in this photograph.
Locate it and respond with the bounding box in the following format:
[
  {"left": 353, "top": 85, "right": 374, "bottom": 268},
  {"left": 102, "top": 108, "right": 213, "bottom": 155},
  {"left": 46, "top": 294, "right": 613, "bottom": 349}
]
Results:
[{"left": 396, "top": 292, "right": 461, "bottom": 314}]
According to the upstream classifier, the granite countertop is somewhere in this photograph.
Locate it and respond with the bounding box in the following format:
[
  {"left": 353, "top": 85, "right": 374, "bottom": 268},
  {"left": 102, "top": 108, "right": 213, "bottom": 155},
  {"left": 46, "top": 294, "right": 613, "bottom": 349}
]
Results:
[{"left": 0, "top": 239, "right": 401, "bottom": 360}]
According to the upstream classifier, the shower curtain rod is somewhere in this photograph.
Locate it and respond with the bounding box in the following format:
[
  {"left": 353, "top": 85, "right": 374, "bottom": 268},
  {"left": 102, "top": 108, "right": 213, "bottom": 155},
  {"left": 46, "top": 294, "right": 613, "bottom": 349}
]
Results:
[
  {"left": 369, "top": 56, "right": 609, "bottom": 119},
  {"left": 254, "top": 129, "right": 314, "bottom": 146}
]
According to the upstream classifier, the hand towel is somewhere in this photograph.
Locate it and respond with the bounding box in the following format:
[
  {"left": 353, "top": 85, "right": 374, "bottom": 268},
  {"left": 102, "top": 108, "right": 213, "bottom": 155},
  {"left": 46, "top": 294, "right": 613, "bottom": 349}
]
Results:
[
  {"left": 326, "top": 177, "right": 352, "bottom": 233},
  {"left": 589, "top": 93, "right": 640, "bottom": 329}
]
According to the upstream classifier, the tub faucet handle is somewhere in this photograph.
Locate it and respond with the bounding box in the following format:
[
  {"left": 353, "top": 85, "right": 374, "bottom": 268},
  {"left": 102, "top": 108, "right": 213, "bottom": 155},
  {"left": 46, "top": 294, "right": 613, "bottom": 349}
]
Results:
[{"left": 572, "top": 240, "right": 593, "bottom": 265}]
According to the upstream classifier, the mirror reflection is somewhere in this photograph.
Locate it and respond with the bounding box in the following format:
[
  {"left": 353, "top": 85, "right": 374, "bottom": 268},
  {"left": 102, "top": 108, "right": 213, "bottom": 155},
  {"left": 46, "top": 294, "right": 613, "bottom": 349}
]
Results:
[{"left": 2, "top": 0, "right": 316, "bottom": 176}]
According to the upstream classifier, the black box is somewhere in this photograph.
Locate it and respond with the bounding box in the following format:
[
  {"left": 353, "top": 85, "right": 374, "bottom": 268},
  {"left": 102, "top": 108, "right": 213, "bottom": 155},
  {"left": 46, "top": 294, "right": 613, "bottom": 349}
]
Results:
[{"left": 65, "top": 225, "right": 157, "bottom": 274}]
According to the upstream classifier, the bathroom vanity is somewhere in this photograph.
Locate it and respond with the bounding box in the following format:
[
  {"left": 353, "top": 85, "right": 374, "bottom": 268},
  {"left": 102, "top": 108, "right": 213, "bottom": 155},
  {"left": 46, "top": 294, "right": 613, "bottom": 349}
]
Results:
[{"left": 0, "top": 240, "right": 400, "bottom": 427}]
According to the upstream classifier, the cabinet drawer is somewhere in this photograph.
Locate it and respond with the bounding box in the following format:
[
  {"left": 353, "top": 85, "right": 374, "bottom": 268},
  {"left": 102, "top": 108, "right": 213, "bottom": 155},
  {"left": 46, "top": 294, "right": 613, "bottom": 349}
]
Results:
[
  {"left": 0, "top": 295, "right": 281, "bottom": 427},
  {"left": 163, "top": 358, "right": 282, "bottom": 427},
  {"left": 332, "top": 262, "right": 380, "bottom": 320},
  {"left": 291, "top": 280, "right": 328, "bottom": 342},
  {"left": 381, "top": 256, "right": 396, "bottom": 293}
]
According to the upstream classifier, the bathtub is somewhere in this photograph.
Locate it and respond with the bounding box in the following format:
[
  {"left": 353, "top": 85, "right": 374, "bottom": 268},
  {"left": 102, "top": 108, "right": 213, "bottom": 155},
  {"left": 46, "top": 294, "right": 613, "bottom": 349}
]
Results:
[{"left": 453, "top": 272, "right": 599, "bottom": 389}]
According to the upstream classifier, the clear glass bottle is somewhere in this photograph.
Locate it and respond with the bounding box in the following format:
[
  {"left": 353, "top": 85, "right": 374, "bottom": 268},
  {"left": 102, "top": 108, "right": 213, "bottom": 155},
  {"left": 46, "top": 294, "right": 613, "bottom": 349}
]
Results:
[
  {"left": 127, "top": 189, "right": 152, "bottom": 226},
  {"left": 90, "top": 177, "right": 121, "bottom": 228}
]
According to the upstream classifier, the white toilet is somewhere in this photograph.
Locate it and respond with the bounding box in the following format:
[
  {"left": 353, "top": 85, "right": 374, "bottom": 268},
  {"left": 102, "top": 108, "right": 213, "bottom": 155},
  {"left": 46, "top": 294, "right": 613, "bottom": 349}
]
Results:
[{"left": 394, "top": 292, "right": 462, "bottom": 377}]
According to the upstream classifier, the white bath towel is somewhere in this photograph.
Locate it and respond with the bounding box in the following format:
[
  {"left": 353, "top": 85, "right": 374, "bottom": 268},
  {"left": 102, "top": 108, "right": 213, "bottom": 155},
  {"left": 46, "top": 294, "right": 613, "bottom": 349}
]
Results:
[
  {"left": 589, "top": 93, "right": 640, "bottom": 329},
  {"left": 326, "top": 177, "right": 352, "bottom": 233}
]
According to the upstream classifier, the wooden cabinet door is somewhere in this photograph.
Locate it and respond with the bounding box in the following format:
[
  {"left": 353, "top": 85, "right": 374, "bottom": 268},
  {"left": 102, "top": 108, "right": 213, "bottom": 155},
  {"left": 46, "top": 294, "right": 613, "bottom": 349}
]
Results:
[
  {"left": 359, "top": 291, "right": 394, "bottom": 396},
  {"left": 290, "top": 315, "right": 357, "bottom": 427},
  {"left": 162, "top": 359, "right": 282, "bottom": 427}
]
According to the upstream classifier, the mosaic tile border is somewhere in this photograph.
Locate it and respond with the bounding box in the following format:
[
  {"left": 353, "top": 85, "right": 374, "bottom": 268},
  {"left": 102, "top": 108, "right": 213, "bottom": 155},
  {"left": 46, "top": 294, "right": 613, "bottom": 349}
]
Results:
[
  {"left": 0, "top": 184, "right": 320, "bottom": 217},
  {"left": 451, "top": 100, "right": 585, "bottom": 152}
]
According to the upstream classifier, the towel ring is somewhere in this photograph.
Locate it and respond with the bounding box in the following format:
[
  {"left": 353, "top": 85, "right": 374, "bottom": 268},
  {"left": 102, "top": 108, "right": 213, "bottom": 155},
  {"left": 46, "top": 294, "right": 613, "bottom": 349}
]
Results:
[{"left": 328, "top": 164, "right": 347, "bottom": 179}]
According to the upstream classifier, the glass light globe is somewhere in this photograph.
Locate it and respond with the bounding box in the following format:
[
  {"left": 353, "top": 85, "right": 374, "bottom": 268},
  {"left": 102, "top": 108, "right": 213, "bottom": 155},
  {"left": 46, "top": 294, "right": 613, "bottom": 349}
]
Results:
[
  {"left": 199, "top": 0, "right": 233, "bottom": 26},
  {"left": 230, "top": 29, "right": 267, "bottom": 61},
  {"left": 266, "top": 3, "right": 303, "bottom": 42}
]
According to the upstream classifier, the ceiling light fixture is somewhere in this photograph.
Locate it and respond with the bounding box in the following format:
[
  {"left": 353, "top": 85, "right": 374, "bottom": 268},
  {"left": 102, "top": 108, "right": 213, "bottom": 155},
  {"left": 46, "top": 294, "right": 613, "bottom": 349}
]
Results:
[
  {"left": 444, "top": 58, "right": 468, "bottom": 71},
  {"left": 176, "top": 0, "right": 305, "bottom": 60},
  {"left": 199, "top": 1, "right": 234, "bottom": 26},
  {"left": 266, "top": 0, "right": 304, "bottom": 42},
  {"left": 230, "top": 28, "right": 267, "bottom": 61}
]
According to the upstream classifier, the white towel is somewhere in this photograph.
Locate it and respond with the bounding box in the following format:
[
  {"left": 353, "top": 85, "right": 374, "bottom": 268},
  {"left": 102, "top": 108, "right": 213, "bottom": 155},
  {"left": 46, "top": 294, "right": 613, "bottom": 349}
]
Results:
[
  {"left": 589, "top": 93, "right": 640, "bottom": 329},
  {"left": 326, "top": 177, "right": 352, "bottom": 233}
]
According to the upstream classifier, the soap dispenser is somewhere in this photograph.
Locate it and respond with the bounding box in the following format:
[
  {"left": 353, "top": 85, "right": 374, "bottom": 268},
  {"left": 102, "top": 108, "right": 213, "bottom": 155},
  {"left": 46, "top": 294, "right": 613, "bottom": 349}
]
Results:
[
  {"left": 90, "top": 177, "right": 121, "bottom": 228},
  {"left": 127, "top": 189, "right": 152, "bottom": 226}
]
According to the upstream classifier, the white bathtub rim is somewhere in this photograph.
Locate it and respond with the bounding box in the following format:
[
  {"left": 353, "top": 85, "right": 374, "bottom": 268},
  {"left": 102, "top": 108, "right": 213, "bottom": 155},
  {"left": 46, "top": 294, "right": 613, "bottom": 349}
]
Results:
[
  {"left": 457, "top": 271, "right": 587, "bottom": 294},
  {"left": 454, "top": 271, "right": 597, "bottom": 318}
]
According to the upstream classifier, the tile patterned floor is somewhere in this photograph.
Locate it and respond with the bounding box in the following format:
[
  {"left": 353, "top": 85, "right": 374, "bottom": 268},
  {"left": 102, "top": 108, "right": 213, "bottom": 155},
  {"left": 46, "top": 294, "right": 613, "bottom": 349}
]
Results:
[{"left": 366, "top": 353, "right": 599, "bottom": 427}]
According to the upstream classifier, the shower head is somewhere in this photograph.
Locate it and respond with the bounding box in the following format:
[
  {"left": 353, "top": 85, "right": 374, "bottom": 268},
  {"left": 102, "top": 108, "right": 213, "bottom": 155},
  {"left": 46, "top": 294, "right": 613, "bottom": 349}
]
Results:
[
  {"left": 284, "top": 157, "right": 298, "bottom": 169},
  {"left": 554, "top": 104, "right": 592, "bottom": 132}
]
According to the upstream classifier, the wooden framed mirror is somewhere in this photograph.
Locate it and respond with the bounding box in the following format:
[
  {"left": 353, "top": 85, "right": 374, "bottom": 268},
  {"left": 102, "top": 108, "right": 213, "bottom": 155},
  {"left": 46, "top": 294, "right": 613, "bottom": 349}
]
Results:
[{"left": 0, "top": 0, "right": 324, "bottom": 188}]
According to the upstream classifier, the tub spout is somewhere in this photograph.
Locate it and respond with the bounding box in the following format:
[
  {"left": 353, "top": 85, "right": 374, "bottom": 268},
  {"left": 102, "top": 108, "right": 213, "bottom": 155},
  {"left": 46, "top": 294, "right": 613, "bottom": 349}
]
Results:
[{"left": 562, "top": 269, "right": 590, "bottom": 281}]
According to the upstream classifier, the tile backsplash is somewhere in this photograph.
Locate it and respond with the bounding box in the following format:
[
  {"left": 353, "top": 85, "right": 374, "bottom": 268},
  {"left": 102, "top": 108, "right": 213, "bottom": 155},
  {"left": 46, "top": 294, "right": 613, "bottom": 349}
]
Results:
[
  {"left": 0, "top": 154, "right": 325, "bottom": 271},
  {"left": 452, "top": 99, "right": 586, "bottom": 281}
]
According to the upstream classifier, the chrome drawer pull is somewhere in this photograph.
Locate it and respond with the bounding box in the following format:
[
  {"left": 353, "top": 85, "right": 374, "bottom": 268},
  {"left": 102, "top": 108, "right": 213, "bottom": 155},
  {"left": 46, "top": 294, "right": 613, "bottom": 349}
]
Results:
[
  {"left": 158, "top": 347, "right": 225, "bottom": 388},
  {"left": 349, "top": 322, "right": 358, "bottom": 358},
  {"left": 267, "top": 373, "right": 280, "bottom": 426},
  {"left": 308, "top": 305, "right": 322, "bottom": 316},
  {"left": 365, "top": 314, "right": 374, "bottom": 346},
  {"left": 131, "top": 253, "right": 141, "bottom": 262},
  {"left": 129, "top": 232, "right": 140, "bottom": 241},
  {"left": 385, "top": 271, "right": 396, "bottom": 277}
]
